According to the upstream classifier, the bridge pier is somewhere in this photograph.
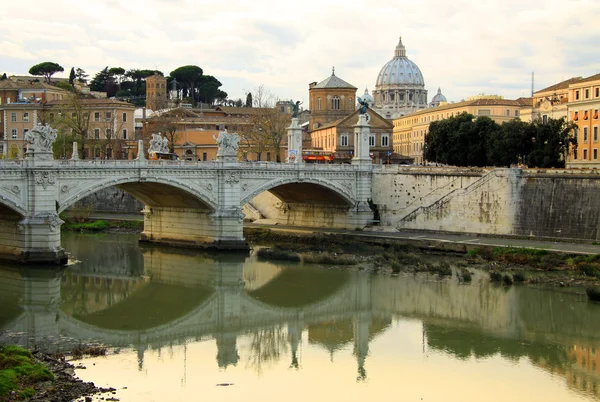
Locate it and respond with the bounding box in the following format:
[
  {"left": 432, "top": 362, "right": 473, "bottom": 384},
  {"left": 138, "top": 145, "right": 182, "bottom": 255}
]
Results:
[{"left": 140, "top": 206, "right": 247, "bottom": 250}]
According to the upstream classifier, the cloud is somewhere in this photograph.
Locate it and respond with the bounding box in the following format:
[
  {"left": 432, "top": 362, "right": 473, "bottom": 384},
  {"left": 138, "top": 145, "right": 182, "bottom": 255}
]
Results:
[{"left": 1, "top": 0, "right": 599, "bottom": 105}]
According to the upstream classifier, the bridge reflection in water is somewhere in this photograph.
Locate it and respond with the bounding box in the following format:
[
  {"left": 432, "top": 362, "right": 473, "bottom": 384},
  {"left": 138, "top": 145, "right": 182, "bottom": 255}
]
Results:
[{"left": 1, "top": 233, "right": 600, "bottom": 398}]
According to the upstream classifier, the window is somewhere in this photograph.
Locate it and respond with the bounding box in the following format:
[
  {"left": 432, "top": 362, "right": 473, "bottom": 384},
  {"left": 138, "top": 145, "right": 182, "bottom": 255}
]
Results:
[
  {"left": 515, "top": 110, "right": 520, "bottom": 117},
  {"left": 10, "top": 113, "right": 16, "bottom": 122},
  {"left": 573, "top": 149, "right": 578, "bottom": 160},
  {"left": 506, "top": 109, "right": 510, "bottom": 116},
  {"left": 23, "top": 128, "right": 29, "bottom": 138},
  {"left": 331, "top": 96, "right": 340, "bottom": 110},
  {"left": 478, "top": 109, "right": 491, "bottom": 116},
  {"left": 341, "top": 134, "right": 348, "bottom": 146},
  {"left": 94, "top": 128, "right": 100, "bottom": 139},
  {"left": 105, "top": 128, "right": 111, "bottom": 137},
  {"left": 11, "top": 128, "right": 17, "bottom": 139},
  {"left": 0, "top": 144, "right": 3, "bottom": 154},
  {"left": 596, "top": 88, "right": 600, "bottom": 97},
  {"left": 266, "top": 152, "right": 271, "bottom": 161},
  {"left": 23, "top": 112, "right": 29, "bottom": 122},
  {"left": 585, "top": 89, "right": 590, "bottom": 99},
  {"left": 122, "top": 112, "right": 127, "bottom": 122},
  {"left": 576, "top": 90, "right": 580, "bottom": 100},
  {"left": 202, "top": 152, "right": 207, "bottom": 161},
  {"left": 105, "top": 112, "right": 111, "bottom": 120},
  {"left": 317, "top": 98, "right": 321, "bottom": 110},
  {"left": 594, "top": 127, "right": 598, "bottom": 142},
  {"left": 583, "top": 149, "right": 588, "bottom": 159},
  {"left": 369, "top": 135, "right": 375, "bottom": 147},
  {"left": 594, "top": 149, "right": 598, "bottom": 160},
  {"left": 122, "top": 128, "right": 128, "bottom": 140},
  {"left": 381, "top": 135, "right": 389, "bottom": 147},
  {"left": 94, "top": 112, "right": 100, "bottom": 121},
  {"left": 584, "top": 127, "right": 588, "bottom": 142},
  {"left": 542, "top": 115, "right": 548, "bottom": 124}
]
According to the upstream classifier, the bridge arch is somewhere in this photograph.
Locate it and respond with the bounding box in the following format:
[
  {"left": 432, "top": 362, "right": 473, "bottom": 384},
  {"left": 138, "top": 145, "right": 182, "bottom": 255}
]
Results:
[
  {"left": 58, "top": 176, "right": 217, "bottom": 213},
  {"left": 0, "top": 196, "right": 28, "bottom": 217},
  {"left": 240, "top": 177, "right": 356, "bottom": 207}
]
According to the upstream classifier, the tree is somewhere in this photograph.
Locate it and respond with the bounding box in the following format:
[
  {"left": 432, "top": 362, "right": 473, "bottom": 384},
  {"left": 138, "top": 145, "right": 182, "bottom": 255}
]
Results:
[
  {"left": 90, "top": 67, "right": 111, "bottom": 92},
  {"left": 55, "top": 81, "right": 75, "bottom": 92},
  {"left": 28, "top": 62, "right": 64, "bottom": 83},
  {"left": 148, "top": 109, "right": 183, "bottom": 153},
  {"left": 526, "top": 117, "right": 577, "bottom": 168},
  {"left": 245, "top": 92, "right": 253, "bottom": 107},
  {"left": 50, "top": 94, "right": 92, "bottom": 159},
  {"left": 0, "top": 73, "right": 7, "bottom": 81},
  {"left": 487, "top": 119, "right": 534, "bottom": 167},
  {"left": 239, "top": 86, "right": 289, "bottom": 161},
  {"left": 69, "top": 67, "right": 75, "bottom": 86},
  {"left": 170, "top": 65, "right": 203, "bottom": 106},
  {"left": 108, "top": 67, "right": 126, "bottom": 91},
  {"left": 75, "top": 68, "right": 88, "bottom": 83}
]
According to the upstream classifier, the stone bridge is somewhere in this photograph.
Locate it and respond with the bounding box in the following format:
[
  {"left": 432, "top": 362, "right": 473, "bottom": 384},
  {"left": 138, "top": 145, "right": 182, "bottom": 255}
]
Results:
[{"left": 0, "top": 116, "right": 376, "bottom": 263}]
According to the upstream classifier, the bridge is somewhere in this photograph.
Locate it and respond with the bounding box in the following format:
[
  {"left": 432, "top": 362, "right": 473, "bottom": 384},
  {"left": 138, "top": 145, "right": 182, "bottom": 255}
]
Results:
[{"left": 0, "top": 116, "right": 376, "bottom": 264}]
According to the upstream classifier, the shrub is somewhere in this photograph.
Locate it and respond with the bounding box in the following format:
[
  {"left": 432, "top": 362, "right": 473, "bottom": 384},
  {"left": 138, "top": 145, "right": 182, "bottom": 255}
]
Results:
[
  {"left": 460, "top": 268, "right": 472, "bottom": 282},
  {"left": 303, "top": 254, "right": 357, "bottom": 265},
  {"left": 586, "top": 287, "right": 600, "bottom": 302},
  {"left": 513, "top": 271, "right": 527, "bottom": 282},
  {"left": 577, "top": 263, "right": 600, "bottom": 278},
  {"left": 489, "top": 271, "right": 503, "bottom": 282},
  {"left": 502, "top": 274, "right": 514, "bottom": 286},
  {"left": 256, "top": 248, "right": 301, "bottom": 262}
]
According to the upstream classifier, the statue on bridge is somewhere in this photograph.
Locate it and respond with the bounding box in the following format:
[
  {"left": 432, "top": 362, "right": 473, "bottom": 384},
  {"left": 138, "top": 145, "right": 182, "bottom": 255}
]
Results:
[
  {"left": 25, "top": 124, "right": 57, "bottom": 153},
  {"left": 291, "top": 100, "right": 302, "bottom": 118},
  {"left": 213, "top": 129, "right": 240, "bottom": 152},
  {"left": 149, "top": 133, "right": 169, "bottom": 153}
]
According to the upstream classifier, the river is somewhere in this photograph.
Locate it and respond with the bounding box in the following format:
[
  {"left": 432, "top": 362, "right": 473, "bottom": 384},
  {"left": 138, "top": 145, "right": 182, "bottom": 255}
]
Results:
[{"left": 1, "top": 232, "right": 600, "bottom": 401}]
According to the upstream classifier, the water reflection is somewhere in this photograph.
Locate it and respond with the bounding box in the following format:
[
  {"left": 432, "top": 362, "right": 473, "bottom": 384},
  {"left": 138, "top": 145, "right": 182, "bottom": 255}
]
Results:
[{"left": 1, "top": 232, "right": 600, "bottom": 399}]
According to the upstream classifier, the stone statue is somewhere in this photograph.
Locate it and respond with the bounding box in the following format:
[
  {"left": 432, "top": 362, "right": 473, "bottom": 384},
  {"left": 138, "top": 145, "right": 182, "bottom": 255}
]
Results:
[
  {"left": 149, "top": 133, "right": 168, "bottom": 153},
  {"left": 357, "top": 97, "right": 369, "bottom": 115},
  {"left": 213, "top": 129, "right": 240, "bottom": 152},
  {"left": 25, "top": 124, "right": 57, "bottom": 153},
  {"left": 291, "top": 100, "right": 302, "bottom": 118}
]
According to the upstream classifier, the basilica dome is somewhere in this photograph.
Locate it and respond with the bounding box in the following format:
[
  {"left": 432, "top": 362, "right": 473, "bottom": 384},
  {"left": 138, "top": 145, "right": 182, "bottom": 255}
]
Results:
[
  {"left": 376, "top": 39, "right": 424, "bottom": 87},
  {"left": 429, "top": 87, "right": 447, "bottom": 107},
  {"left": 372, "top": 36, "right": 428, "bottom": 119}
]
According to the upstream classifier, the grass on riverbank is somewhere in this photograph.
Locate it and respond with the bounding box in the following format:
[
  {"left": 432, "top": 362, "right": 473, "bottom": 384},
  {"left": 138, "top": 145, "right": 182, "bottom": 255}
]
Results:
[
  {"left": 0, "top": 345, "right": 54, "bottom": 399},
  {"left": 61, "top": 219, "right": 143, "bottom": 232}
]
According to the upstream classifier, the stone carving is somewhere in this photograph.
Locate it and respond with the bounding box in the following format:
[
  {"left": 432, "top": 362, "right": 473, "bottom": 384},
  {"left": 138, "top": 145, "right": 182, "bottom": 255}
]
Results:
[
  {"left": 34, "top": 171, "right": 56, "bottom": 189},
  {"left": 206, "top": 183, "right": 213, "bottom": 191},
  {"left": 213, "top": 129, "right": 240, "bottom": 152},
  {"left": 225, "top": 173, "right": 239, "bottom": 187},
  {"left": 25, "top": 124, "right": 57, "bottom": 153},
  {"left": 61, "top": 185, "right": 69, "bottom": 194},
  {"left": 4, "top": 185, "right": 20, "bottom": 195},
  {"left": 149, "top": 133, "right": 169, "bottom": 153},
  {"left": 20, "top": 212, "right": 64, "bottom": 232}
]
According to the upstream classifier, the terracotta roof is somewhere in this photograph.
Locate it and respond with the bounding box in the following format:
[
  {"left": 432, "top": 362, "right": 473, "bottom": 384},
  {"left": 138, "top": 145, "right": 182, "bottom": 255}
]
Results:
[
  {"left": 574, "top": 73, "right": 600, "bottom": 85},
  {"left": 46, "top": 98, "right": 134, "bottom": 108},
  {"left": 0, "top": 79, "right": 64, "bottom": 91},
  {"left": 312, "top": 72, "right": 356, "bottom": 89},
  {"left": 395, "top": 97, "right": 525, "bottom": 120},
  {"left": 515, "top": 97, "right": 533, "bottom": 106},
  {"left": 535, "top": 77, "right": 582, "bottom": 94}
]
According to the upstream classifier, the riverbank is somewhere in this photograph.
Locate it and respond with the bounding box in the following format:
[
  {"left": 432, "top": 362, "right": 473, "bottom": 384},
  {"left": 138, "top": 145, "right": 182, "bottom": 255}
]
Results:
[
  {"left": 246, "top": 228, "right": 600, "bottom": 291},
  {"left": 0, "top": 345, "right": 115, "bottom": 402}
]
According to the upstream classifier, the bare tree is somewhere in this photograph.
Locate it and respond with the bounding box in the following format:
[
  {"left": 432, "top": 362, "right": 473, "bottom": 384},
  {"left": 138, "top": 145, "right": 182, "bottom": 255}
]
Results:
[
  {"left": 50, "top": 94, "right": 92, "bottom": 159},
  {"left": 239, "top": 85, "right": 290, "bottom": 161}
]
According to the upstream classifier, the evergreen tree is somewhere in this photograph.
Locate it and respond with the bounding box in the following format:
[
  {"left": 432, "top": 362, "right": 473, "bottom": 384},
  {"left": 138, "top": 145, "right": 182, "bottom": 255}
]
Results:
[{"left": 245, "top": 92, "right": 253, "bottom": 107}]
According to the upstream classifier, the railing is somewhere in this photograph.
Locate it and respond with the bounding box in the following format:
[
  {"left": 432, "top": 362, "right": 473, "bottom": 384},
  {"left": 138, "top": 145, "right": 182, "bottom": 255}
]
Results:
[{"left": 0, "top": 158, "right": 367, "bottom": 171}]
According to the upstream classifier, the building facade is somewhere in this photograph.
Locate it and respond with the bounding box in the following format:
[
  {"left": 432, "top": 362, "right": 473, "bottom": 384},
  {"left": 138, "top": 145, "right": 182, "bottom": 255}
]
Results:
[
  {"left": 309, "top": 69, "right": 357, "bottom": 131},
  {"left": 568, "top": 73, "right": 600, "bottom": 167},
  {"left": 372, "top": 37, "right": 428, "bottom": 119},
  {"left": 145, "top": 74, "right": 168, "bottom": 111}
]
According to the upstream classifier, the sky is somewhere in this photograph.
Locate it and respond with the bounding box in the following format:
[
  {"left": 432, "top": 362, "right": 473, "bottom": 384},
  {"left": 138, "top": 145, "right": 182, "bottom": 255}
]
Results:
[{"left": 1, "top": 0, "right": 599, "bottom": 106}]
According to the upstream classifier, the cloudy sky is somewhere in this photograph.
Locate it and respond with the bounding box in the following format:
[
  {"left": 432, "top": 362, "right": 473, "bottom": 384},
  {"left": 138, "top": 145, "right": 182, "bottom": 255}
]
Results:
[{"left": 1, "top": 0, "right": 599, "bottom": 105}]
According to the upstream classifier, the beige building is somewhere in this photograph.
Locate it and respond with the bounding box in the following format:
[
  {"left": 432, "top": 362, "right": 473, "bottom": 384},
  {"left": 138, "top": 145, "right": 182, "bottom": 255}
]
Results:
[
  {"left": 309, "top": 69, "right": 357, "bottom": 131},
  {"left": 310, "top": 108, "right": 394, "bottom": 164},
  {"left": 145, "top": 74, "right": 168, "bottom": 111},
  {"left": 520, "top": 77, "right": 581, "bottom": 123},
  {"left": 1, "top": 88, "right": 135, "bottom": 159},
  {"left": 393, "top": 96, "right": 529, "bottom": 165}
]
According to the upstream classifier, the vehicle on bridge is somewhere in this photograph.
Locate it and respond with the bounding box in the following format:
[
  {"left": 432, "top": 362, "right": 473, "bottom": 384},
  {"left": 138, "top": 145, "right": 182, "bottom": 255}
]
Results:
[
  {"left": 302, "top": 150, "right": 334, "bottom": 163},
  {"left": 148, "top": 151, "right": 180, "bottom": 161}
]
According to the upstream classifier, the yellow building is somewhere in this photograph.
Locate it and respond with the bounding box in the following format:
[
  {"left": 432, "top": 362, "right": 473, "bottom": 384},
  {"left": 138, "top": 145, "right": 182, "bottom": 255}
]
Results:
[
  {"left": 568, "top": 73, "right": 600, "bottom": 167},
  {"left": 393, "top": 96, "right": 529, "bottom": 165},
  {"left": 520, "top": 77, "right": 581, "bottom": 123},
  {"left": 309, "top": 69, "right": 357, "bottom": 131},
  {"left": 310, "top": 108, "right": 395, "bottom": 164}
]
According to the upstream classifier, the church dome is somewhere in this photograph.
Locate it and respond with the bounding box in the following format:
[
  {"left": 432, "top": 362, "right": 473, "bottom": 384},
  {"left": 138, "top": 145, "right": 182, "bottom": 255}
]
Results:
[
  {"left": 429, "top": 87, "right": 447, "bottom": 107},
  {"left": 376, "top": 37, "right": 424, "bottom": 87},
  {"left": 359, "top": 88, "right": 374, "bottom": 105}
]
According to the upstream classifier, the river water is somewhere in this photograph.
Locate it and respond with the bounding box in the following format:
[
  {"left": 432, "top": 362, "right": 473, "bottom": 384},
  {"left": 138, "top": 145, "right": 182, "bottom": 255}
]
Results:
[{"left": 1, "top": 232, "right": 600, "bottom": 401}]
